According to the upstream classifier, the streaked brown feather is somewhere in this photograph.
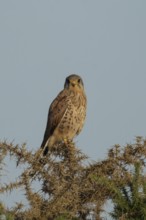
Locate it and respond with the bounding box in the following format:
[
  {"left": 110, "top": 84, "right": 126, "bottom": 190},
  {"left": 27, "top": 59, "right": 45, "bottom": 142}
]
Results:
[{"left": 41, "top": 89, "right": 69, "bottom": 148}]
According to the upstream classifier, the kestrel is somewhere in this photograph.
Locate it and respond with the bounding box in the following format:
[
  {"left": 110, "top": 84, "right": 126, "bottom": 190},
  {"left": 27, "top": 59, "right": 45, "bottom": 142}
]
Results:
[{"left": 40, "top": 74, "right": 87, "bottom": 155}]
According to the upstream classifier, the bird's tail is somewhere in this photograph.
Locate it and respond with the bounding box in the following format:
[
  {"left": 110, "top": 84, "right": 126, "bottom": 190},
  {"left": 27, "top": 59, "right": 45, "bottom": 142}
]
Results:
[{"left": 40, "top": 136, "right": 55, "bottom": 156}]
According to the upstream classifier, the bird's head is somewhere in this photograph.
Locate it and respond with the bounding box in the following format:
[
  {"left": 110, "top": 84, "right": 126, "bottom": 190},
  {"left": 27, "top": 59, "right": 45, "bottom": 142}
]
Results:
[{"left": 64, "top": 74, "right": 84, "bottom": 92}]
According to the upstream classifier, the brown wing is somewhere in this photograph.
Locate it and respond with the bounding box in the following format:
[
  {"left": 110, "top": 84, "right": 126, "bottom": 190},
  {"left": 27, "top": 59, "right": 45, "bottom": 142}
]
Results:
[
  {"left": 41, "top": 89, "right": 69, "bottom": 149},
  {"left": 76, "top": 94, "right": 87, "bottom": 135}
]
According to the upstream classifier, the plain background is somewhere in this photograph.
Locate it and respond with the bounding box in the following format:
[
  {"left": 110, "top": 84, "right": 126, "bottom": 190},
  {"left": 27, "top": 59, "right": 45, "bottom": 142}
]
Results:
[{"left": 0, "top": 0, "right": 146, "bottom": 217}]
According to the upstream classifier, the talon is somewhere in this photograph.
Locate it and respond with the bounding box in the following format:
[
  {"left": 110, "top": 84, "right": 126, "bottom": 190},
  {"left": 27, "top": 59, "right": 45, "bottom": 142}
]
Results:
[
  {"left": 63, "top": 138, "right": 68, "bottom": 144},
  {"left": 63, "top": 138, "right": 72, "bottom": 145}
]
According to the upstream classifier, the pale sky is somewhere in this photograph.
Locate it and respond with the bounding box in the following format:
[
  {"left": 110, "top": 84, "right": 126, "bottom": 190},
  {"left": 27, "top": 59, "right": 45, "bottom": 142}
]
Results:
[{"left": 0, "top": 0, "right": 146, "bottom": 215}]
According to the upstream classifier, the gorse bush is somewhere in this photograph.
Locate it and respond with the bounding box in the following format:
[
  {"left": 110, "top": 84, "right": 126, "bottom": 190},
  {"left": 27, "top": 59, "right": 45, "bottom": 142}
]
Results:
[{"left": 0, "top": 137, "right": 146, "bottom": 220}]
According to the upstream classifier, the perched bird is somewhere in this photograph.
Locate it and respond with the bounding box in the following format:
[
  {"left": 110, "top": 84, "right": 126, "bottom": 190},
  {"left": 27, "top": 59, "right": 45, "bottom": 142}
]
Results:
[{"left": 40, "top": 74, "right": 87, "bottom": 155}]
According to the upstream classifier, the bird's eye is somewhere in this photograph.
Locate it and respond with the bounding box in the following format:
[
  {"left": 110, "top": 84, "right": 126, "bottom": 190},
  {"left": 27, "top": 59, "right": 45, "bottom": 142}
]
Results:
[
  {"left": 66, "top": 79, "right": 70, "bottom": 84},
  {"left": 78, "top": 78, "right": 81, "bottom": 83}
]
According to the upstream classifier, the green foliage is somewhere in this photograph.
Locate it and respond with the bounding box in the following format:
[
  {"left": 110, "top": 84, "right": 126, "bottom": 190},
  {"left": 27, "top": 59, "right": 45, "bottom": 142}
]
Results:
[{"left": 110, "top": 162, "right": 146, "bottom": 220}]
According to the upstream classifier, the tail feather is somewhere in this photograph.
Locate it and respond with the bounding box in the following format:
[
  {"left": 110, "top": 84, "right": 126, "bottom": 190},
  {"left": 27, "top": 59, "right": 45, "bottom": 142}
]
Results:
[
  {"left": 42, "top": 146, "right": 49, "bottom": 156},
  {"left": 40, "top": 135, "right": 55, "bottom": 156}
]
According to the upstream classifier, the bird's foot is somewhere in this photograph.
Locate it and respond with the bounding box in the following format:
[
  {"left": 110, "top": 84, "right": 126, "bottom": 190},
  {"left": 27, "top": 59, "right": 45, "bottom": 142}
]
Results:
[{"left": 63, "top": 138, "right": 72, "bottom": 145}]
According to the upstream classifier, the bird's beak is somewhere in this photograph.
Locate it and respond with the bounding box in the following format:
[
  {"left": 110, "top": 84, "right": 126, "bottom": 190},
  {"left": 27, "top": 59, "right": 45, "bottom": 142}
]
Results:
[{"left": 71, "top": 81, "right": 77, "bottom": 87}]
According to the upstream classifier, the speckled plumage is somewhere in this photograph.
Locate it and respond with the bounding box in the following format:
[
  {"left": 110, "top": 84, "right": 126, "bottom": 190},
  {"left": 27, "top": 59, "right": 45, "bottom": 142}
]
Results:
[{"left": 40, "top": 74, "right": 87, "bottom": 155}]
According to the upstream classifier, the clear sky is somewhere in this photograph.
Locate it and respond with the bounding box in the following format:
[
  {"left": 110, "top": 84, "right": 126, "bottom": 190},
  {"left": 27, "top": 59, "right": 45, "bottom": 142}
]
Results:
[{"left": 0, "top": 0, "right": 146, "bottom": 214}]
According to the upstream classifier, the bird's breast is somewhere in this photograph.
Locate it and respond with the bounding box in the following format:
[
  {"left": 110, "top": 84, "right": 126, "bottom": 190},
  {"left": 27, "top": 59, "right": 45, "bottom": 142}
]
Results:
[{"left": 57, "top": 98, "right": 86, "bottom": 140}]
